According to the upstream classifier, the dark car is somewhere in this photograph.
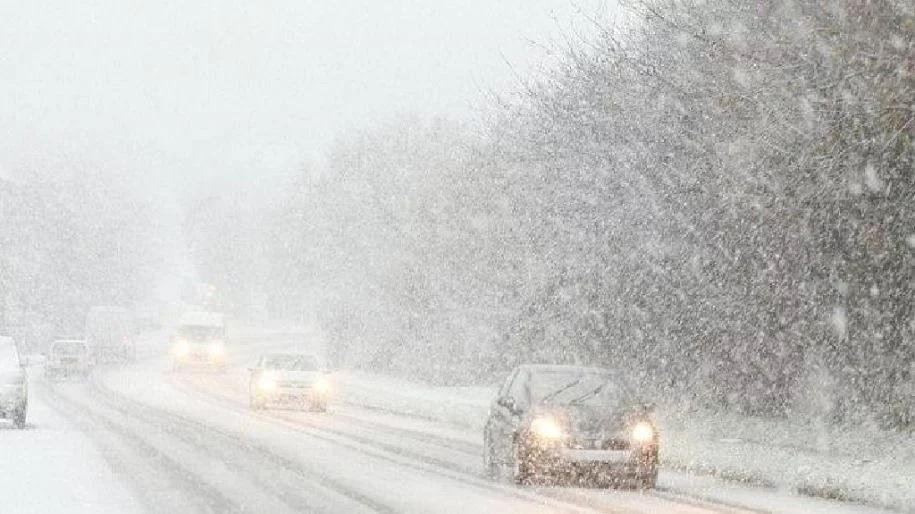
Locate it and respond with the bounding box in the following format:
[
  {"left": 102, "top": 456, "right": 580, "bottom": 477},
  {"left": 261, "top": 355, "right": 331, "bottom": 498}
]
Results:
[{"left": 483, "top": 365, "right": 659, "bottom": 488}]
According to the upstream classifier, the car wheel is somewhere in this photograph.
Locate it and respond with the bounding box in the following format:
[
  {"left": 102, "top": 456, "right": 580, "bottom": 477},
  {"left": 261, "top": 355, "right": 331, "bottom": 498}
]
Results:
[
  {"left": 483, "top": 427, "right": 501, "bottom": 480},
  {"left": 638, "top": 469, "right": 658, "bottom": 489},
  {"left": 13, "top": 407, "right": 26, "bottom": 429},
  {"left": 511, "top": 438, "right": 533, "bottom": 485}
]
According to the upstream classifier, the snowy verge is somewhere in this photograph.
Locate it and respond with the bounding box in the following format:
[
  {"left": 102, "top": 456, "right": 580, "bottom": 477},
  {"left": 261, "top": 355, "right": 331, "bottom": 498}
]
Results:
[
  {"left": 0, "top": 373, "right": 142, "bottom": 514},
  {"left": 336, "top": 371, "right": 494, "bottom": 431},
  {"left": 333, "top": 370, "right": 913, "bottom": 512},
  {"left": 660, "top": 409, "right": 914, "bottom": 513}
]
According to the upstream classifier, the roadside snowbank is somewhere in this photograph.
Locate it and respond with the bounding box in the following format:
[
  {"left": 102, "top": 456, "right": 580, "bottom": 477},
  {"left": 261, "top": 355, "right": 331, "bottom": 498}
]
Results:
[{"left": 661, "top": 410, "right": 915, "bottom": 512}]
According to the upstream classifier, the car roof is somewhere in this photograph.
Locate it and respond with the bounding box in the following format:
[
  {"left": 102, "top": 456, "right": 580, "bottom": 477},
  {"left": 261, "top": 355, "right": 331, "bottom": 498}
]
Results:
[
  {"left": 53, "top": 339, "right": 88, "bottom": 345},
  {"left": 518, "top": 364, "right": 614, "bottom": 375},
  {"left": 263, "top": 352, "right": 317, "bottom": 359},
  {"left": 89, "top": 306, "right": 131, "bottom": 313},
  {"left": 180, "top": 311, "right": 224, "bottom": 327}
]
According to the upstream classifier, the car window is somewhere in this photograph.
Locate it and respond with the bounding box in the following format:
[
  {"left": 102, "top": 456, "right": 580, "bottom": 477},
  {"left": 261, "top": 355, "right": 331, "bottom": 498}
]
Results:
[
  {"left": 53, "top": 342, "right": 87, "bottom": 355},
  {"left": 0, "top": 338, "right": 20, "bottom": 371},
  {"left": 528, "top": 370, "right": 618, "bottom": 406},
  {"left": 507, "top": 368, "right": 529, "bottom": 408},
  {"left": 178, "top": 326, "right": 223, "bottom": 341},
  {"left": 497, "top": 369, "right": 518, "bottom": 399},
  {"left": 265, "top": 354, "right": 318, "bottom": 371}
]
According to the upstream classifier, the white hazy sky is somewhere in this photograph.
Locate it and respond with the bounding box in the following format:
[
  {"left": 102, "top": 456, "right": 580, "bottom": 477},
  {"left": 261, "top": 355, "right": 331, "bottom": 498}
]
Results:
[{"left": 0, "top": 0, "right": 612, "bottom": 195}]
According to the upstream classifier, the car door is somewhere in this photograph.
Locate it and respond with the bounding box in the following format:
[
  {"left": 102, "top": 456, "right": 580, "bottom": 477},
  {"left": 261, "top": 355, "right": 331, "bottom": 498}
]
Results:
[
  {"left": 489, "top": 368, "right": 526, "bottom": 465},
  {"left": 250, "top": 356, "right": 266, "bottom": 391}
]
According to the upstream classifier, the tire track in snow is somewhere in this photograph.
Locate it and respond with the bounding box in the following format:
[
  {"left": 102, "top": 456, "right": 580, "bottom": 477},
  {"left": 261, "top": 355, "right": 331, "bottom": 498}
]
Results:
[
  {"left": 81, "top": 375, "right": 396, "bottom": 514},
  {"left": 38, "top": 380, "right": 244, "bottom": 514}
]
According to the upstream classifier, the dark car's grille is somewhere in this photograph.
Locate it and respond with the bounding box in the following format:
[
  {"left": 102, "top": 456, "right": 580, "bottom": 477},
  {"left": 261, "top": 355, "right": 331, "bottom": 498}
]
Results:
[
  {"left": 569, "top": 437, "right": 630, "bottom": 451},
  {"left": 278, "top": 381, "right": 310, "bottom": 389}
]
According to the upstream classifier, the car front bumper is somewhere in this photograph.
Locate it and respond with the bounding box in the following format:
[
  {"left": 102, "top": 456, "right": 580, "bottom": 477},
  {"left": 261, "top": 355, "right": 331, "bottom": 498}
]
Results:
[
  {"left": 0, "top": 385, "right": 25, "bottom": 414},
  {"left": 175, "top": 352, "right": 225, "bottom": 366},
  {"left": 259, "top": 387, "right": 325, "bottom": 404},
  {"left": 528, "top": 443, "right": 658, "bottom": 479}
]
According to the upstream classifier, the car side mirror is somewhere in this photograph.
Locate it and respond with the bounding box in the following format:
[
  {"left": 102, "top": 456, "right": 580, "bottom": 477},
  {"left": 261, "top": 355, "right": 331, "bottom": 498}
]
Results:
[{"left": 497, "top": 396, "right": 519, "bottom": 413}]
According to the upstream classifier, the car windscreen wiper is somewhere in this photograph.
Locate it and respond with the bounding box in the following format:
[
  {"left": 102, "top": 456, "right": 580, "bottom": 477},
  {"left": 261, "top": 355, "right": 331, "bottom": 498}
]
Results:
[
  {"left": 567, "top": 382, "right": 608, "bottom": 405},
  {"left": 541, "top": 378, "right": 583, "bottom": 403}
]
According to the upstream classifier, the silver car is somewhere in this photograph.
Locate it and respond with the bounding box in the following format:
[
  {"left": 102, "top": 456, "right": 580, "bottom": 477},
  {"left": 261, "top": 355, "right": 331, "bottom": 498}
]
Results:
[
  {"left": 0, "top": 337, "right": 28, "bottom": 429},
  {"left": 249, "top": 353, "right": 330, "bottom": 412},
  {"left": 483, "top": 365, "right": 659, "bottom": 488}
]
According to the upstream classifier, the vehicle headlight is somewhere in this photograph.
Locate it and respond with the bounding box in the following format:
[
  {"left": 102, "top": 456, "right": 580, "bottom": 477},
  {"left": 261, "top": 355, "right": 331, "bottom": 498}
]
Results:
[
  {"left": 208, "top": 341, "right": 225, "bottom": 357},
  {"left": 258, "top": 374, "right": 277, "bottom": 392},
  {"left": 314, "top": 377, "right": 330, "bottom": 395},
  {"left": 173, "top": 340, "right": 190, "bottom": 358},
  {"left": 530, "top": 416, "right": 565, "bottom": 440},
  {"left": 632, "top": 421, "right": 655, "bottom": 443}
]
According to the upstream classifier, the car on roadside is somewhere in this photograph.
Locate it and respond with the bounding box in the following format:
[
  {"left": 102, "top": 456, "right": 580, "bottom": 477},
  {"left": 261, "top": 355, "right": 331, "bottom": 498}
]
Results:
[
  {"left": 85, "top": 306, "right": 137, "bottom": 363},
  {"left": 170, "top": 311, "right": 227, "bottom": 371},
  {"left": 45, "top": 339, "right": 94, "bottom": 381},
  {"left": 0, "top": 336, "right": 28, "bottom": 429},
  {"left": 248, "top": 353, "right": 330, "bottom": 412},
  {"left": 483, "top": 364, "right": 659, "bottom": 488}
]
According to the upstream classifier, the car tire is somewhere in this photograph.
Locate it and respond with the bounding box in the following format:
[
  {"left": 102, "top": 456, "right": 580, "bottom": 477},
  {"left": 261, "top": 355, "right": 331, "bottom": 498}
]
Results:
[
  {"left": 638, "top": 469, "right": 658, "bottom": 489},
  {"left": 511, "top": 438, "right": 533, "bottom": 485},
  {"left": 13, "top": 406, "right": 26, "bottom": 429},
  {"left": 483, "top": 427, "right": 501, "bottom": 480},
  {"left": 249, "top": 389, "right": 267, "bottom": 410}
]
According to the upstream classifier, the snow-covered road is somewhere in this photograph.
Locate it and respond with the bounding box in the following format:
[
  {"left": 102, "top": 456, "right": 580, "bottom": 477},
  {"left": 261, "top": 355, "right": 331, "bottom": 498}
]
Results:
[{"left": 12, "top": 332, "right": 896, "bottom": 514}]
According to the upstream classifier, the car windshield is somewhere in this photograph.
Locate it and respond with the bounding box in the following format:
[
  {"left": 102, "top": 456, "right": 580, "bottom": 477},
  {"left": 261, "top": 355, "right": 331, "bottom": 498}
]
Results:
[
  {"left": 264, "top": 354, "right": 319, "bottom": 371},
  {"left": 528, "top": 370, "right": 618, "bottom": 407},
  {"left": 178, "top": 326, "right": 223, "bottom": 341},
  {"left": 53, "top": 342, "right": 86, "bottom": 355},
  {"left": 0, "top": 339, "right": 19, "bottom": 371}
]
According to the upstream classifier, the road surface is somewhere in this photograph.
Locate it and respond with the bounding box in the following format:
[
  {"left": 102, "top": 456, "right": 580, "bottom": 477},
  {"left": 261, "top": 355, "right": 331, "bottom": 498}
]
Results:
[{"left": 15, "top": 331, "right": 891, "bottom": 514}]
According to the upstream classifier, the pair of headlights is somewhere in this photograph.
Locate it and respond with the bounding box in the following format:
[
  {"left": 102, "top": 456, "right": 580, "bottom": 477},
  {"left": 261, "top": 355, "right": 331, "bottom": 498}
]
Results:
[
  {"left": 530, "top": 416, "right": 655, "bottom": 444},
  {"left": 257, "top": 374, "right": 330, "bottom": 395}
]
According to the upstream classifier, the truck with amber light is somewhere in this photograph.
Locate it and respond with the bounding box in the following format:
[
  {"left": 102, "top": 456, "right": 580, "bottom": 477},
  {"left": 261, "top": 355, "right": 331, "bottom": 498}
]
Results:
[
  {"left": 248, "top": 353, "right": 330, "bottom": 412},
  {"left": 170, "top": 311, "right": 227, "bottom": 371},
  {"left": 483, "top": 365, "right": 658, "bottom": 488}
]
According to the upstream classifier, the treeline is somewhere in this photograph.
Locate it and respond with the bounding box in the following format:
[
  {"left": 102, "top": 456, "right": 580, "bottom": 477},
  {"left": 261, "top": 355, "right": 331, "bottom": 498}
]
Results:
[
  {"left": 189, "top": 1, "right": 915, "bottom": 427},
  {"left": 0, "top": 168, "right": 159, "bottom": 350}
]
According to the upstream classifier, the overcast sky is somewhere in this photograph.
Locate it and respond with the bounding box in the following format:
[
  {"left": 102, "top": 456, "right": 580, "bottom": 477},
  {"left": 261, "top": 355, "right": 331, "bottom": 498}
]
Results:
[{"left": 0, "top": 0, "right": 611, "bottom": 195}]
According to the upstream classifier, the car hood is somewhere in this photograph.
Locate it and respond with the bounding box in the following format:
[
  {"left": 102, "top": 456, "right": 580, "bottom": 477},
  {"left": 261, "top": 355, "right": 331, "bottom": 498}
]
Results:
[
  {"left": 272, "top": 370, "right": 321, "bottom": 384},
  {"left": 532, "top": 403, "right": 630, "bottom": 436}
]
